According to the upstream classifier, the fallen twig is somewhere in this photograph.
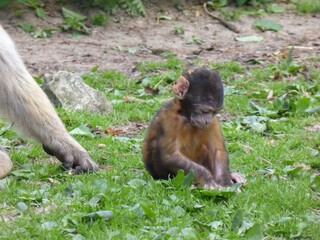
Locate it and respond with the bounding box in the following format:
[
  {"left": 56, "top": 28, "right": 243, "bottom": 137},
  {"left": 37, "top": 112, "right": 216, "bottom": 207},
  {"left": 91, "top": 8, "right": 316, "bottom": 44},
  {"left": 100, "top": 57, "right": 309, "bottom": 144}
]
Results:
[
  {"left": 287, "top": 46, "right": 320, "bottom": 51},
  {"left": 203, "top": 3, "right": 240, "bottom": 34}
]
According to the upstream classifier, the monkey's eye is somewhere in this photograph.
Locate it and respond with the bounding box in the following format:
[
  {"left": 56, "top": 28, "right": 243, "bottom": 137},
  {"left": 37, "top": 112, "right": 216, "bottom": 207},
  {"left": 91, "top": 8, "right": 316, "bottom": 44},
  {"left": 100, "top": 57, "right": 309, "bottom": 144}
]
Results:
[
  {"left": 201, "top": 109, "right": 213, "bottom": 115},
  {"left": 194, "top": 110, "right": 207, "bottom": 116}
]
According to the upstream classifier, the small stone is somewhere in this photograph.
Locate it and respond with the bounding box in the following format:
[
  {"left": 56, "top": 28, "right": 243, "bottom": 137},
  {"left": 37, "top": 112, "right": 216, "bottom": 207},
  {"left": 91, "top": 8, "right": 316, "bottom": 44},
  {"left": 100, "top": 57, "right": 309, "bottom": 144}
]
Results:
[
  {"left": 97, "top": 143, "right": 107, "bottom": 149},
  {"left": 42, "top": 71, "right": 113, "bottom": 114}
]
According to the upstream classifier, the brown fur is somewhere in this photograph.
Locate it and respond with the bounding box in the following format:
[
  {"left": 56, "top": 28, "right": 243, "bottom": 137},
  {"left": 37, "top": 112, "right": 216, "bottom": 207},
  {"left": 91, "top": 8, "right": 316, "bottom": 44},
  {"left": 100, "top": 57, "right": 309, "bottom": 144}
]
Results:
[{"left": 142, "top": 68, "right": 245, "bottom": 188}]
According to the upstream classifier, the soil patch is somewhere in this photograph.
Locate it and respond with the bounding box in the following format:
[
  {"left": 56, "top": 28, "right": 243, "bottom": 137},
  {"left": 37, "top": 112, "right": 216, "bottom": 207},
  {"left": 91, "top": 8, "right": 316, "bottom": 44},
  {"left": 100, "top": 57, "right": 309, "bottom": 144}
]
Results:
[{"left": 1, "top": 2, "right": 319, "bottom": 76}]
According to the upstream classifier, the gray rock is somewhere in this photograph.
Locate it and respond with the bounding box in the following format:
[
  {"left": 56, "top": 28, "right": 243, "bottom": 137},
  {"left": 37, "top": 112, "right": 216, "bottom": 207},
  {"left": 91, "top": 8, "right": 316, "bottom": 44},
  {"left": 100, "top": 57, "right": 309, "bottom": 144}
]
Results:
[{"left": 42, "top": 71, "right": 112, "bottom": 114}]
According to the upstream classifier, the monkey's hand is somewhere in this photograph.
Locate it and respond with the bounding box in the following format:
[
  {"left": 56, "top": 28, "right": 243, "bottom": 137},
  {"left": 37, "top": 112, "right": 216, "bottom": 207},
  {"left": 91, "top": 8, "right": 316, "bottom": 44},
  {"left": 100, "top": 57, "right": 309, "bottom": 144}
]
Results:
[
  {"left": 43, "top": 143, "right": 98, "bottom": 173},
  {"left": 203, "top": 183, "right": 223, "bottom": 190},
  {"left": 230, "top": 172, "right": 246, "bottom": 184},
  {"left": 203, "top": 177, "right": 221, "bottom": 189}
]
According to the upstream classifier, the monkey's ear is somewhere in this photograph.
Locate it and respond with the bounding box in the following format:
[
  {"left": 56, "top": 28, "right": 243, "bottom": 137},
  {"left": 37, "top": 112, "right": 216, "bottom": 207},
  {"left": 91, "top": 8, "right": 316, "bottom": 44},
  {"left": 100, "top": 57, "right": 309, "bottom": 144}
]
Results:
[{"left": 173, "top": 76, "right": 190, "bottom": 99}]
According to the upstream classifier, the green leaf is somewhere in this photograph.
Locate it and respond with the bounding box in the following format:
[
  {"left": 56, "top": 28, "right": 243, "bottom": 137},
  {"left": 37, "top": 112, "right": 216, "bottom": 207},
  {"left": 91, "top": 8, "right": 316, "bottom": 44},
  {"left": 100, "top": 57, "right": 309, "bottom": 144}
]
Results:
[
  {"left": 246, "top": 223, "right": 263, "bottom": 240},
  {"left": 173, "top": 206, "right": 185, "bottom": 217},
  {"left": 127, "top": 179, "right": 147, "bottom": 188},
  {"left": 305, "top": 106, "right": 320, "bottom": 113},
  {"left": 239, "top": 221, "right": 254, "bottom": 234},
  {"left": 173, "top": 24, "right": 185, "bottom": 35},
  {"left": 36, "top": 7, "right": 46, "bottom": 18},
  {"left": 181, "top": 227, "right": 200, "bottom": 240},
  {"left": 90, "top": 65, "right": 99, "bottom": 72},
  {"left": 296, "top": 97, "right": 310, "bottom": 111},
  {"left": 242, "top": 116, "right": 269, "bottom": 133},
  {"left": 18, "top": 22, "right": 35, "bottom": 33},
  {"left": 253, "top": 19, "right": 282, "bottom": 32},
  {"left": 224, "top": 86, "right": 239, "bottom": 95},
  {"left": 0, "top": 124, "right": 12, "bottom": 135},
  {"left": 310, "top": 175, "right": 320, "bottom": 194},
  {"left": 139, "top": 201, "right": 156, "bottom": 219},
  {"left": 287, "top": 64, "right": 302, "bottom": 74},
  {"left": 251, "top": 121, "right": 267, "bottom": 133},
  {"left": 121, "top": 0, "right": 146, "bottom": 17},
  {"left": 88, "top": 195, "right": 102, "bottom": 207},
  {"left": 31, "top": 28, "right": 54, "bottom": 39},
  {"left": 235, "top": 0, "right": 247, "bottom": 7},
  {"left": 72, "top": 234, "right": 84, "bottom": 240},
  {"left": 171, "top": 169, "right": 185, "bottom": 187},
  {"left": 283, "top": 166, "right": 302, "bottom": 176},
  {"left": 166, "top": 227, "right": 179, "bottom": 236},
  {"left": 158, "top": 15, "right": 172, "bottom": 20},
  {"left": 273, "top": 98, "right": 291, "bottom": 114},
  {"left": 198, "top": 187, "right": 237, "bottom": 201},
  {"left": 182, "top": 170, "right": 194, "bottom": 187},
  {"left": 171, "top": 170, "right": 195, "bottom": 188},
  {"left": 235, "top": 35, "right": 264, "bottom": 42},
  {"left": 309, "top": 147, "right": 319, "bottom": 156},
  {"left": 249, "top": 101, "right": 278, "bottom": 118},
  {"left": 63, "top": 184, "right": 75, "bottom": 197},
  {"left": 266, "top": 4, "right": 285, "bottom": 13},
  {"left": 10, "top": 169, "right": 34, "bottom": 179},
  {"left": 84, "top": 210, "right": 113, "bottom": 221},
  {"left": 231, "top": 209, "right": 243, "bottom": 231},
  {"left": 41, "top": 221, "right": 58, "bottom": 230},
  {"left": 209, "top": 221, "right": 223, "bottom": 230},
  {"left": 16, "top": 202, "right": 28, "bottom": 213},
  {"left": 62, "top": 7, "right": 87, "bottom": 21},
  {"left": 187, "top": 36, "right": 204, "bottom": 45},
  {"left": 69, "top": 124, "right": 94, "bottom": 138}
]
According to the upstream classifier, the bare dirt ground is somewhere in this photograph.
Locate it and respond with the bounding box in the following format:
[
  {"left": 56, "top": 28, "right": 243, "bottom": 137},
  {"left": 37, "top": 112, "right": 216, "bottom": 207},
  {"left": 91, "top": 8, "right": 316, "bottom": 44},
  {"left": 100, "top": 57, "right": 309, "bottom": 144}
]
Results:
[{"left": 0, "top": 2, "right": 319, "bottom": 76}]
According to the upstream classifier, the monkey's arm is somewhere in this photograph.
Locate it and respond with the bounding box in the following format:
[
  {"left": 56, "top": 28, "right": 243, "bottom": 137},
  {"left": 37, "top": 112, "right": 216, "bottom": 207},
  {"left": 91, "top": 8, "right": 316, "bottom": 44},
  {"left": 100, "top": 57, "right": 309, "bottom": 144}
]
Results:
[
  {"left": 0, "top": 25, "right": 97, "bottom": 173},
  {"left": 206, "top": 118, "right": 233, "bottom": 186},
  {"left": 157, "top": 116, "right": 220, "bottom": 187},
  {"left": 208, "top": 118, "right": 246, "bottom": 186},
  {"left": 163, "top": 150, "right": 219, "bottom": 188}
]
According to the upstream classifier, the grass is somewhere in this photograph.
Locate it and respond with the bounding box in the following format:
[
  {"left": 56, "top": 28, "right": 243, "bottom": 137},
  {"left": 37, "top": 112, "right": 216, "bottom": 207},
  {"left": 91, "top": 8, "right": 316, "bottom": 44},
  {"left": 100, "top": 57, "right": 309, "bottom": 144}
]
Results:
[
  {"left": 0, "top": 54, "right": 319, "bottom": 239},
  {"left": 294, "top": 0, "right": 320, "bottom": 13}
]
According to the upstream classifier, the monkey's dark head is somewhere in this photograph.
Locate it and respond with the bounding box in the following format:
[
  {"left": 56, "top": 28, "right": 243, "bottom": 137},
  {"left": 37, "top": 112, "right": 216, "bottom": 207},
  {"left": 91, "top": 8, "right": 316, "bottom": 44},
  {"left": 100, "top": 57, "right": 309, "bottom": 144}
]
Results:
[{"left": 173, "top": 68, "right": 224, "bottom": 128}]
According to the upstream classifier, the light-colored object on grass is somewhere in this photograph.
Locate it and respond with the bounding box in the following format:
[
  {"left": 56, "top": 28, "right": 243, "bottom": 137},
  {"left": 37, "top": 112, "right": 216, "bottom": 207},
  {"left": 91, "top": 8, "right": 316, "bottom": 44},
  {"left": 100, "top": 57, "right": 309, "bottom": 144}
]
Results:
[{"left": 42, "top": 71, "right": 113, "bottom": 114}]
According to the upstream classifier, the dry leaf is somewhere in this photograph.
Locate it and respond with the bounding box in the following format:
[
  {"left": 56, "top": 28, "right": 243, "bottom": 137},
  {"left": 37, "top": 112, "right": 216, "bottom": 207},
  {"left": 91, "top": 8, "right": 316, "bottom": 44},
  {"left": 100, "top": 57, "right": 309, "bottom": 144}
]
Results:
[
  {"left": 243, "top": 145, "right": 253, "bottom": 154},
  {"left": 267, "top": 90, "right": 274, "bottom": 101},
  {"left": 97, "top": 143, "right": 106, "bottom": 149},
  {"left": 99, "top": 165, "right": 113, "bottom": 170},
  {"left": 123, "top": 96, "right": 144, "bottom": 102},
  {"left": 271, "top": 71, "right": 281, "bottom": 80},
  {"left": 105, "top": 127, "right": 124, "bottom": 136},
  {"left": 144, "top": 85, "right": 159, "bottom": 95}
]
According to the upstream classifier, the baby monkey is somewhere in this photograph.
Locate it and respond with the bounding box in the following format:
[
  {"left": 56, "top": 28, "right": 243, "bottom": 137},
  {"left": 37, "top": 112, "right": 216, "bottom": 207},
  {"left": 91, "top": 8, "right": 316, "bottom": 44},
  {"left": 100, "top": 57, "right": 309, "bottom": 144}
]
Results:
[{"left": 142, "top": 68, "right": 245, "bottom": 188}]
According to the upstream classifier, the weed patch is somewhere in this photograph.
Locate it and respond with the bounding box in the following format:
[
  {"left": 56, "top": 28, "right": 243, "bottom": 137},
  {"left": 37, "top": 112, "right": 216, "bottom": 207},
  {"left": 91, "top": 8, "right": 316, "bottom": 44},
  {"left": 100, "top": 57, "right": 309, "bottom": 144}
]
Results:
[{"left": 1, "top": 56, "right": 319, "bottom": 238}]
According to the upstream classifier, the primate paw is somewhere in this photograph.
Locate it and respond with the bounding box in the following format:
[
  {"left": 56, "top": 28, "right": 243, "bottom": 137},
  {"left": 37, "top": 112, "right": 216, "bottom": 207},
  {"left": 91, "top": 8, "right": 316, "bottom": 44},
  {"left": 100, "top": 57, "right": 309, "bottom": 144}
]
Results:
[
  {"left": 230, "top": 172, "right": 246, "bottom": 184},
  {"left": 203, "top": 184, "right": 223, "bottom": 190},
  {"left": 66, "top": 151, "right": 99, "bottom": 173},
  {"left": 0, "top": 149, "right": 13, "bottom": 180},
  {"left": 43, "top": 145, "right": 98, "bottom": 173},
  {"left": 203, "top": 179, "right": 221, "bottom": 189}
]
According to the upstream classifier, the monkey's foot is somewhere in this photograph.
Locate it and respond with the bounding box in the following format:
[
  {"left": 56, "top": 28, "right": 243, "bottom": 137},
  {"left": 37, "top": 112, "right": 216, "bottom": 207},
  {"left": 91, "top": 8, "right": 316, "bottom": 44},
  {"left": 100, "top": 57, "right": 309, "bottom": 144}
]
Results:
[
  {"left": 203, "top": 181, "right": 221, "bottom": 190},
  {"left": 43, "top": 144, "right": 98, "bottom": 173},
  {"left": 230, "top": 172, "right": 246, "bottom": 184},
  {"left": 0, "top": 149, "right": 13, "bottom": 180}
]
